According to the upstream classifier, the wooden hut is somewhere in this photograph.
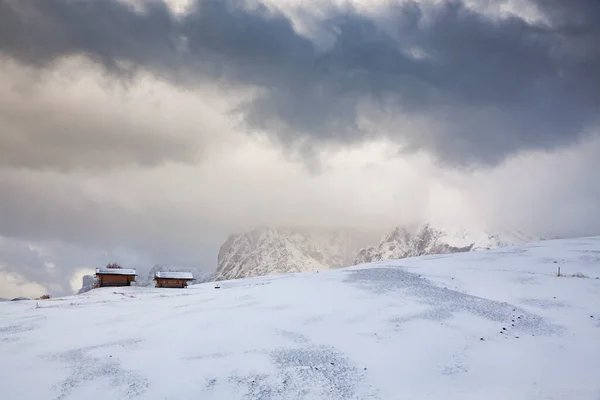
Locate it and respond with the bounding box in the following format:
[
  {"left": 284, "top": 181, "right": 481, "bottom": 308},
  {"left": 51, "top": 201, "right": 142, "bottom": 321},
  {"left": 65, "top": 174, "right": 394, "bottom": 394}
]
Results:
[
  {"left": 95, "top": 268, "right": 137, "bottom": 287},
  {"left": 154, "top": 271, "right": 194, "bottom": 288}
]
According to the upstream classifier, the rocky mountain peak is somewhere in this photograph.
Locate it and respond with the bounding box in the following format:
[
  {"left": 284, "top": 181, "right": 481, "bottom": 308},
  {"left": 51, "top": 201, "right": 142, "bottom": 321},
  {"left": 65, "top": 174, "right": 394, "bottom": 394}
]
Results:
[
  {"left": 355, "top": 223, "right": 540, "bottom": 264},
  {"left": 215, "top": 227, "right": 377, "bottom": 281}
]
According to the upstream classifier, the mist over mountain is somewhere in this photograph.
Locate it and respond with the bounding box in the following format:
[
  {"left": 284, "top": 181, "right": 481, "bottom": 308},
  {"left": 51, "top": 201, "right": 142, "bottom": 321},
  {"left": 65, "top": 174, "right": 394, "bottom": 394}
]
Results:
[
  {"left": 355, "top": 224, "right": 542, "bottom": 264},
  {"left": 215, "top": 224, "right": 541, "bottom": 281},
  {"left": 78, "top": 275, "right": 99, "bottom": 294},
  {"left": 76, "top": 222, "right": 543, "bottom": 292},
  {"left": 215, "top": 227, "right": 380, "bottom": 281},
  {"left": 2, "top": 0, "right": 600, "bottom": 305}
]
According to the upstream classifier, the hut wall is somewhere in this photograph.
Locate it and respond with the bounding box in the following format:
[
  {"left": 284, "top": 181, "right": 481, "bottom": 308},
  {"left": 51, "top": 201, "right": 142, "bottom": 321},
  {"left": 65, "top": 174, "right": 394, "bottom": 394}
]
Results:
[
  {"left": 98, "top": 274, "right": 134, "bottom": 287},
  {"left": 155, "top": 279, "right": 189, "bottom": 288}
]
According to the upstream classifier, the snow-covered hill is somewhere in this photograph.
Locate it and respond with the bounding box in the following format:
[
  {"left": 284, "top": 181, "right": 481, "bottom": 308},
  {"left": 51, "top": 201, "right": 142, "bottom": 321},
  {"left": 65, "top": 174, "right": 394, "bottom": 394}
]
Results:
[
  {"left": 215, "top": 227, "right": 377, "bottom": 280},
  {"left": 1, "top": 237, "right": 599, "bottom": 399},
  {"left": 355, "top": 223, "right": 541, "bottom": 264}
]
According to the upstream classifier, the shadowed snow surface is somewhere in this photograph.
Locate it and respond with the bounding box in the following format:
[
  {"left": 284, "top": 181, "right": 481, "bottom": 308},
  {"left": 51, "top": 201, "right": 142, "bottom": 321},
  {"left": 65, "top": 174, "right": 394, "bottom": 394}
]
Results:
[{"left": 1, "top": 237, "right": 599, "bottom": 399}]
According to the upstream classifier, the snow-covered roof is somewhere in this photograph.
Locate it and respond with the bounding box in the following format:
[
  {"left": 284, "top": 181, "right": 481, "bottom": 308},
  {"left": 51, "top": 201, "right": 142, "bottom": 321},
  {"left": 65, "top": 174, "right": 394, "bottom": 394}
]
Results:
[
  {"left": 96, "top": 268, "right": 137, "bottom": 276},
  {"left": 155, "top": 271, "right": 194, "bottom": 280}
]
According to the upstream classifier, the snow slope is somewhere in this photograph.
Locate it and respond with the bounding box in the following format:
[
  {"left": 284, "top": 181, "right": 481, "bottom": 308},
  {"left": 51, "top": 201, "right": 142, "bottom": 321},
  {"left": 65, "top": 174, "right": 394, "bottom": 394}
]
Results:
[
  {"left": 355, "top": 223, "right": 540, "bottom": 264},
  {"left": 1, "top": 237, "right": 599, "bottom": 400},
  {"left": 216, "top": 227, "right": 376, "bottom": 280}
]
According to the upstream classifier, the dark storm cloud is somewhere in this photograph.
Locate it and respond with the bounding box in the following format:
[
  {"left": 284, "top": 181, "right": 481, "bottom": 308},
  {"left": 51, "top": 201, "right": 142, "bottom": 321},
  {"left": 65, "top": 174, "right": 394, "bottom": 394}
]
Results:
[{"left": 1, "top": 0, "right": 599, "bottom": 166}]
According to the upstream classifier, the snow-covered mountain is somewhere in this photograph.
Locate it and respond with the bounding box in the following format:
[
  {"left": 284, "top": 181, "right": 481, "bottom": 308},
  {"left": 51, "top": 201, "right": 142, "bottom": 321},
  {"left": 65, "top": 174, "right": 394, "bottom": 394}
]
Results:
[
  {"left": 76, "top": 224, "right": 539, "bottom": 291},
  {"left": 2, "top": 237, "right": 599, "bottom": 399},
  {"left": 215, "top": 227, "right": 377, "bottom": 281},
  {"left": 355, "top": 223, "right": 541, "bottom": 264}
]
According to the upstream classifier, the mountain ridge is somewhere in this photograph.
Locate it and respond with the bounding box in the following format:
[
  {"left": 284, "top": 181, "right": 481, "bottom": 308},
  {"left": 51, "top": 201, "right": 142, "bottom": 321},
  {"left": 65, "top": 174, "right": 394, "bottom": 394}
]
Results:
[
  {"left": 215, "top": 226, "right": 378, "bottom": 281},
  {"left": 217, "top": 224, "right": 541, "bottom": 281},
  {"left": 77, "top": 224, "right": 541, "bottom": 291},
  {"left": 355, "top": 223, "right": 542, "bottom": 264}
]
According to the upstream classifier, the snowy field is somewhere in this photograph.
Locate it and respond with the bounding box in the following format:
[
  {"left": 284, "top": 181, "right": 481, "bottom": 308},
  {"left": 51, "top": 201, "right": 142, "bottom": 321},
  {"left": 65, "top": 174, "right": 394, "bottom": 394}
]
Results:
[{"left": 1, "top": 238, "right": 600, "bottom": 400}]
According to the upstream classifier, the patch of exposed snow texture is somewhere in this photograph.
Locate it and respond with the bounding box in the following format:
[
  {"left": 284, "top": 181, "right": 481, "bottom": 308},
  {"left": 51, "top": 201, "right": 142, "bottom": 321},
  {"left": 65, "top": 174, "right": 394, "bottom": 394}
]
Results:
[
  {"left": 355, "top": 223, "right": 541, "bottom": 264},
  {"left": 78, "top": 275, "right": 98, "bottom": 294},
  {"left": 2, "top": 237, "right": 600, "bottom": 400},
  {"left": 215, "top": 227, "right": 377, "bottom": 281},
  {"left": 155, "top": 271, "right": 194, "bottom": 280},
  {"left": 95, "top": 268, "right": 136, "bottom": 276}
]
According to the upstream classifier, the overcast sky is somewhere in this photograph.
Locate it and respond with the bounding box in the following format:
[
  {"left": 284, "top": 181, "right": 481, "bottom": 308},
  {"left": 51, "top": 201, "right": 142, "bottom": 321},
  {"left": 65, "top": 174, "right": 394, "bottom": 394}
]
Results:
[{"left": 1, "top": 0, "right": 599, "bottom": 298}]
